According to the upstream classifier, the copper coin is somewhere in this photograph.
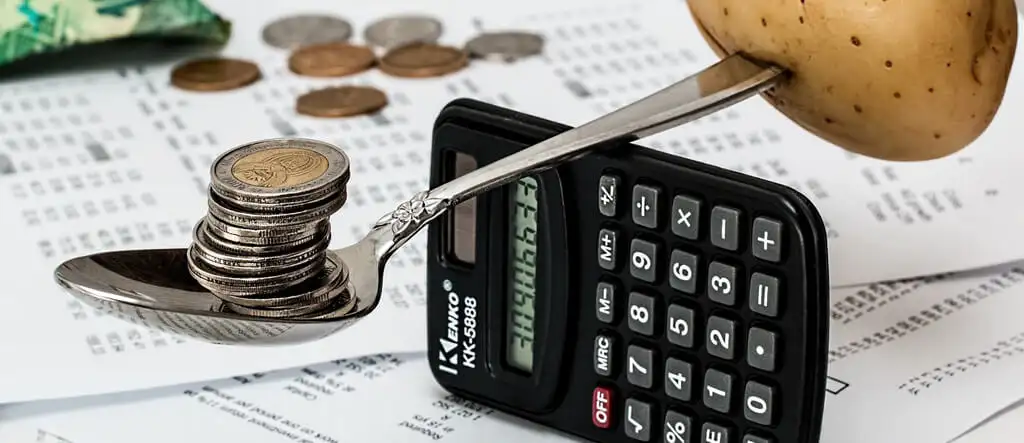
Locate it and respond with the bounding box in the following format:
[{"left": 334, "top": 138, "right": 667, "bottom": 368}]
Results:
[
  {"left": 377, "top": 43, "right": 468, "bottom": 78},
  {"left": 288, "top": 43, "right": 377, "bottom": 77},
  {"left": 295, "top": 86, "right": 388, "bottom": 118},
  {"left": 170, "top": 57, "right": 262, "bottom": 91}
]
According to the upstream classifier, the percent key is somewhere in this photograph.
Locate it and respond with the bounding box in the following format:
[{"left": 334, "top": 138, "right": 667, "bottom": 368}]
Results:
[{"left": 664, "top": 411, "right": 692, "bottom": 443}]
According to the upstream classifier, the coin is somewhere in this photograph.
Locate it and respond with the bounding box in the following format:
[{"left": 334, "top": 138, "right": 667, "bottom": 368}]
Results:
[
  {"left": 295, "top": 85, "right": 388, "bottom": 117},
  {"left": 288, "top": 42, "right": 377, "bottom": 77},
  {"left": 364, "top": 14, "right": 443, "bottom": 49},
  {"left": 378, "top": 43, "right": 468, "bottom": 78},
  {"left": 211, "top": 138, "right": 351, "bottom": 205},
  {"left": 170, "top": 58, "right": 261, "bottom": 92},
  {"left": 207, "top": 188, "right": 345, "bottom": 230},
  {"left": 186, "top": 138, "right": 352, "bottom": 313},
  {"left": 216, "top": 251, "right": 349, "bottom": 309},
  {"left": 261, "top": 14, "right": 353, "bottom": 50},
  {"left": 465, "top": 31, "right": 545, "bottom": 62}
]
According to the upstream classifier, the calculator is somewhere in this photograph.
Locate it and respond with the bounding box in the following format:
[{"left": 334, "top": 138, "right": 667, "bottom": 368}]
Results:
[{"left": 424, "top": 98, "right": 831, "bottom": 443}]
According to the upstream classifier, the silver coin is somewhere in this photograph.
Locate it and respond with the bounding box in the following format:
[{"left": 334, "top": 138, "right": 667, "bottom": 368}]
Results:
[
  {"left": 261, "top": 14, "right": 353, "bottom": 50},
  {"left": 465, "top": 31, "right": 545, "bottom": 62},
  {"left": 206, "top": 188, "right": 345, "bottom": 230},
  {"left": 192, "top": 221, "right": 331, "bottom": 275},
  {"left": 187, "top": 246, "right": 324, "bottom": 297},
  {"left": 203, "top": 214, "right": 325, "bottom": 245},
  {"left": 200, "top": 218, "right": 327, "bottom": 256},
  {"left": 216, "top": 251, "right": 349, "bottom": 309},
  {"left": 210, "top": 183, "right": 346, "bottom": 213},
  {"left": 224, "top": 284, "right": 353, "bottom": 318},
  {"left": 363, "top": 15, "right": 443, "bottom": 49},
  {"left": 210, "top": 138, "right": 350, "bottom": 206}
]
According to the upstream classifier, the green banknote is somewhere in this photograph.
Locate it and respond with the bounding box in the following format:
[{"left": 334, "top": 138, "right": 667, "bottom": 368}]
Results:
[{"left": 0, "top": 0, "right": 231, "bottom": 66}]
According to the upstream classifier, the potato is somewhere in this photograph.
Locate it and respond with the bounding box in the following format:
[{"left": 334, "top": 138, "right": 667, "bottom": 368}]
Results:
[{"left": 686, "top": 0, "right": 1018, "bottom": 161}]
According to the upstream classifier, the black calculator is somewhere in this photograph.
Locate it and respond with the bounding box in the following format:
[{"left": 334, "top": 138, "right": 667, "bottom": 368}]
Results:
[{"left": 425, "top": 98, "right": 831, "bottom": 443}]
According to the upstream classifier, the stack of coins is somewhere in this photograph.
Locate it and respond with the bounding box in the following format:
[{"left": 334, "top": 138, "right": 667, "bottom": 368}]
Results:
[{"left": 187, "top": 138, "right": 354, "bottom": 318}]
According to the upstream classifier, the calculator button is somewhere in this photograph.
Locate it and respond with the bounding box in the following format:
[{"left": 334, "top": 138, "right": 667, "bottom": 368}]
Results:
[
  {"left": 666, "top": 304, "right": 696, "bottom": 348},
  {"left": 664, "top": 357, "right": 693, "bottom": 401},
  {"left": 752, "top": 216, "right": 783, "bottom": 262},
  {"left": 627, "top": 292, "right": 656, "bottom": 336},
  {"left": 703, "top": 368, "right": 734, "bottom": 413},
  {"left": 594, "top": 334, "right": 616, "bottom": 376},
  {"left": 706, "top": 316, "right": 736, "bottom": 360},
  {"left": 710, "top": 206, "right": 740, "bottom": 251},
  {"left": 598, "top": 228, "right": 619, "bottom": 270},
  {"left": 598, "top": 174, "right": 620, "bottom": 217},
  {"left": 629, "top": 238, "right": 659, "bottom": 283},
  {"left": 743, "top": 433, "right": 773, "bottom": 443},
  {"left": 626, "top": 345, "right": 655, "bottom": 389},
  {"left": 744, "top": 381, "right": 776, "bottom": 426},
  {"left": 624, "top": 398, "right": 652, "bottom": 441},
  {"left": 669, "top": 249, "right": 698, "bottom": 294},
  {"left": 747, "top": 327, "right": 778, "bottom": 372},
  {"left": 671, "top": 195, "right": 701, "bottom": 240},
  {"left": 592, "top": 386, "right": 613, "bottom": 429},
  {"left": 632, "top": 184, "right": 661, "bottom": 229},
  {"left": 749, "top": 273, "right": 780, "bottom": 317},
  {"left": 707, "top": 261, "right": 737, "bottom": 305},
  {"left": 702, "top": 422, "right": 731, "bottom": 443},
  {"left": 664, "top": 410, "right": 693, "bottom": 443},
  {"left": 596, "top": 282, "right": 617, "bottom": 324}
]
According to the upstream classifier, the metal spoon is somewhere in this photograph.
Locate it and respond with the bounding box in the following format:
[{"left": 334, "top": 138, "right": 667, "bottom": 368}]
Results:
[{"left": 52, "top": 53, "right": 786, "bottom": 346}]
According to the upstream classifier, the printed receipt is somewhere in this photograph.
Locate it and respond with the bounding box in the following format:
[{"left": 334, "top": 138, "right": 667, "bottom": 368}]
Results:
[
  {"left": 2, "top": 0, "right": 1024, "bottom": 407},
  {"left": 1, "top": 262, "right": 1024, "bottom": 443}
]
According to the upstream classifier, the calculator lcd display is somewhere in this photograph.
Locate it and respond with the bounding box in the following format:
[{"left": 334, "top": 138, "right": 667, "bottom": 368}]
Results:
[{"left": 507, "top": 175, "right": 539, "bottom": 373}]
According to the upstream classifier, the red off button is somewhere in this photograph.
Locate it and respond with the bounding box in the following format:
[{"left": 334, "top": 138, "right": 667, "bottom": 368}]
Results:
[{"left": 592, "top": 386, "right": 612, "bottom": 428}]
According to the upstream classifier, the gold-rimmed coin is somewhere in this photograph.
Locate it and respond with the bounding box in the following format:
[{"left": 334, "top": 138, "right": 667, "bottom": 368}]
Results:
[
  {"left": 170, "top": 57, "right": 262, "bottom": 91},
  {"left": 288, "top": 43, "right": 377, "bottom": 77},
  {"left": 295, "top": 85, "right": 388, "bottom": 118},
  {"left": 377, "top": 42, "right": 468, "bottom": 78}
]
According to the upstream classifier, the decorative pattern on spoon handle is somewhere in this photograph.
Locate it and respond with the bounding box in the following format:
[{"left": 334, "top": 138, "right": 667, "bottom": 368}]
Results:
[{"left": 373, "top": 191, "right": 449, "bottom": 245}]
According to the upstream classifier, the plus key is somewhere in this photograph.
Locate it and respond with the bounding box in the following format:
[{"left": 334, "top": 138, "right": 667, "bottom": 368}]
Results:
[{"left": 752, "top": 216, "right": 783, "bottom": 262}]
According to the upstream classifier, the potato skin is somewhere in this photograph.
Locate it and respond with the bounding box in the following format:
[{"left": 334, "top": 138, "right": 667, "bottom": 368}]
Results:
[{"left": 687, "top": 0, "right": 1018, "bottom": 161}]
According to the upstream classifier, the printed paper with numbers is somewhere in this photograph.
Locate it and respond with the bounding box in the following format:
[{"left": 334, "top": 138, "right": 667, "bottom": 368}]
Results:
[
  {"left": 3, "top": 263, "right": 1024, "bottom": 443},
  {"left": 2, "top": 0, "right": 1024, "bottom": 404},
  {"left": 820, "top": 263, "right": 1024, "bottom": 443}
]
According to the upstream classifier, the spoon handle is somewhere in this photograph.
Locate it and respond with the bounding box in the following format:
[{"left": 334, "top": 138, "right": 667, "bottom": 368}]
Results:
[{"left": 369, "top": 53, "right": 786, "bottom": 258}]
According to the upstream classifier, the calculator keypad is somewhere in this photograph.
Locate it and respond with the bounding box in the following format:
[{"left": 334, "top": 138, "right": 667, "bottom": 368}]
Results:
[{"left": 588, "top": 169, "right": 817, "bottom": 443}]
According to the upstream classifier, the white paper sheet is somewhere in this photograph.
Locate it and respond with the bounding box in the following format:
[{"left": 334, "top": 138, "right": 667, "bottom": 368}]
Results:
[
  {"left": 2, "top": 0, "right": 1024, "bottom": 405},
  {"left": 821, "top": 263, "right": 1024, "bottom": 443},
  {"left": 2, "top": 262, "right": 1024, "bottom": 443}
]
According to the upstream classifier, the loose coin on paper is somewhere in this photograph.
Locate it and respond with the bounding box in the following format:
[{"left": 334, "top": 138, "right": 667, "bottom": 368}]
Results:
[
  {"left": 261, "top": 14, "right": 354, "bottom": 49},
  {"left": 288, "top": 42, "right": 377, "bottom": 77},
  {"left": 378, "top": 43, "right": 468, "bottom": 78},
  {"left": 170, "top": 58, "right": 262, "bottom": 91},
  {"left": 295, "top": 85, "right": 389, "bottom": 117},
  {"left": 363, "top": 14, "right": 444, "bottom": 49},
  {"left": 465, "top": 31, "right": 546, "bottom": 62}
]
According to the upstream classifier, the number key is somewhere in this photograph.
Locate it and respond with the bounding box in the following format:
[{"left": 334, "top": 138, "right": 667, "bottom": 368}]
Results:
[
  {"left": 627, "top": 292, "right": 656, "bottom": 336},
  {"left": 708, "top": 261, "right": 737, "bottom": 305},
  {"left": 664, "top": 357, "right": 693, "bottom": 401},
  {"left": 706, "top": 316, "right": 736, "bottom": 360},
  {"left": 626, "top": 345, "right": 654, "bottom": 389},
  {"left": 629, "top": 238, "right": 658, "bottom": 283},
  {"left": 666, "top": 304, "right": 695, "bottom": 348}
]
